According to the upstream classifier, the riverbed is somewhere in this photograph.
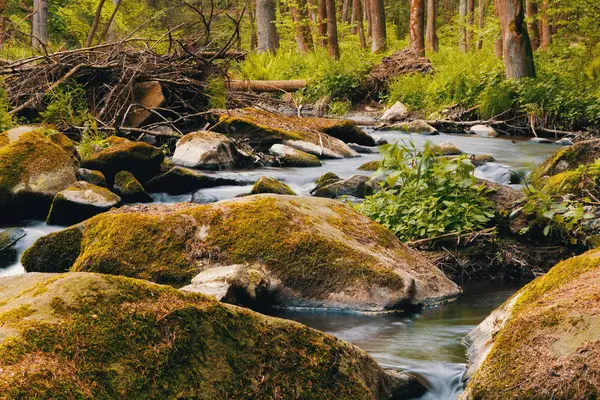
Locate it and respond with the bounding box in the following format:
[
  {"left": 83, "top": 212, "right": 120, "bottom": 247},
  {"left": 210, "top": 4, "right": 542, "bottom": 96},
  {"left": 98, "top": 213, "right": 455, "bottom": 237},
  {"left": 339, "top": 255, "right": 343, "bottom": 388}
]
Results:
[{"left": 0, "top": 130, "right": 559, "bottom": 399}]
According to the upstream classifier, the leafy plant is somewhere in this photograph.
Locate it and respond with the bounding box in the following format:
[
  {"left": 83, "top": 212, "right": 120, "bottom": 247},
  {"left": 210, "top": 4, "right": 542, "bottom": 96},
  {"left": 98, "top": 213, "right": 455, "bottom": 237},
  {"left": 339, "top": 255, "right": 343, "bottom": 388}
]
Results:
[
  {"left": 357, "top": 140, "right": 495, "bottom": 242},
  {"left": 77, "top": 120, "right": 108, "bottom": 160},
  {"left": 40, "top": 82, "right": 91, "bottom": 128}
]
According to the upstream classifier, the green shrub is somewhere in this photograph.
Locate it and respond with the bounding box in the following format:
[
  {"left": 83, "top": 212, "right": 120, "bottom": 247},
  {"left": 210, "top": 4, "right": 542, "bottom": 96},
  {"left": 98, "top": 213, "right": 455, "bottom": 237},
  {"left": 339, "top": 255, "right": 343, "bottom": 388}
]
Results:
[
  {"left": 77, "top": 120, "right": 108, "bottom": 160},
  {"left": 357, "top": 140, "right": 495, "bottom": 242},
  {"left": 0, "top": 87, "right": 15, "bottom": 132},
  {"left": 40, "top": 82, "right": 91, "bottom": 128},
  {"left": 327, "top": 100, "right": 351, "bottom": 116}
]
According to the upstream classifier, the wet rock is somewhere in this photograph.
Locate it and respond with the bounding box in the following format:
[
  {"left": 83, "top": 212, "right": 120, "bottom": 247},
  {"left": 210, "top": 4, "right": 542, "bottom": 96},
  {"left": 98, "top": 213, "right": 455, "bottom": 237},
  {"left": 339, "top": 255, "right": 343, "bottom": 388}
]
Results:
[
  {"left": 77, "top": 168, "right": 106, "bottom": 187},
  {"left": 530, "top": 139, "right": 600, "bottom": 184},
  {"left": 23, "top": 195, "right": 460, "bottom": 312},
  {"left": 0, "top": 127, "right": 78, "bottom": 222},
  {"left": 375, "top": 138, "right": 389, "bottom": 146},
  {"left": 469, "top": 125, "right": 498, "bottom": 137},
  {"left": 462, "top": 248, "right": 600, "bottom": 399},
  {"left": 529, "top": 137, "right": 552, "bottom": 144},
  {"left": 0, "top": 228, "right": 26, "bottom": 268},
  {"left": 381, "top": 120, "right": 439, "bottom": 135},
  {"left": 381, "top": 101, "right": 409, "bottom": 122},
  {"left": 190, "top": 191, "right": 220, "bottom": 204},
  {"left": 433, "top": 141, "right": 463, "bottom": 156},
  {"left": 269, "top": 144, "right": 322, "bottom": 167},
  {"left": 283, "top": 139, "right": 353, "bottom": 159},
  {"left": 145, "top": 166, "right": 249, "bottom": 195},
  {"left": 313, "top": 172, "right": 342, "bottom": 192},
  {"left": 358, "top": 160, "right": 382, "bottom": 171},
  {"left": 312, "top": 175, "right": 374, "bottom": 199},
  {"left": 172, "top": 131, "right": 242, "bottom": 170},
  {"left": 554, "top": 137, "right": 573, "bottom": 146},
  {"left": 470, "top": 154, "right": 495, "bottom": 166},
  {"left": 22, "top": 227, "right": 83, "bottom": 273},
  {"left": 348, "top": 143, "right": 379, "bottom": 154},
  {"left": 113, "top": 171, "right": 153, "bottom": 203},
  {"left": 46, "top": 181, "right": 122, "bottom": 225},
  {"left": 124, "top": 81, "right": 166, "bottom": 128},
  {"left": 80, "top": 137, "right": 164, "bottom": 183},
  {"left": 250, "top": 176, "right": 296, "bottom": 195},
  {"left": 0, "top": 272, "right": 426, "bottom": 399}
]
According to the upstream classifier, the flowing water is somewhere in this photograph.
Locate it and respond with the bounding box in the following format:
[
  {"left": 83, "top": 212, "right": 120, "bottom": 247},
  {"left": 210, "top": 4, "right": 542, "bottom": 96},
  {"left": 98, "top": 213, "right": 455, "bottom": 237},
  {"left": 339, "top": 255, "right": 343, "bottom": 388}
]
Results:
[{"left": 0, "top": 129, "right": 559, "bottom": 398}]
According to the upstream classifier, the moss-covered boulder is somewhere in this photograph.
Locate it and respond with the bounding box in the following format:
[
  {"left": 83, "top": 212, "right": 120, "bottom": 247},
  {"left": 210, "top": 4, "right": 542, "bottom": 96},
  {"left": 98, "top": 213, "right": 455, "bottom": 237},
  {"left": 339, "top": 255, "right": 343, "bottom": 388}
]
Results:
[
  {"left": 48, "top": 131, "right": 78, "bottom": 156},
  {"left": 172, "top": 131, "right": 243, "bottom": 170},
  {"left": 462, "top": 248, "right": 600, "bottom": 399},
  {"left": 0, "top": 127, "right": 78, "bottom": 222},
  {"left": 145, "top": 166, "right": 250, "bottom": 195},
  {"left": 471, "top": 154, "right": 495, "bottom": 166},
  {"left": 312, "top": 175, "right": 376, "bottom": 199},
  {"left": 269, "top": 144, "right": 322, "bottom": 167},
  {"left": 537, "top": 158, "right": 600, "bottom": 197},
  {"left": 250, "top": 176, "right": 296, "bottom": 195},
  {"left": 211, "top": 108, "right": 360, "bottom": 158},
  {"left": 46, "top": 181, "right": 122, "bottom": 225},
  {"left": 358, "top": 160, "right": 382, "bottom": 171},
  {"left": 432, "top": 141, "right": 462, "bottom": 156},
  {"left": 80, "top": 137, "right": 164, "bottom": 184},
  {"left": 0, "top": 272, "right": 424, "bottom": 399},
  {"left": 380, "top": 120, "right": 439, "bottom": 135},
  {"left": 531, "top": 139, "right": 600, "bottom": 182},
  {"left": 77, "top": 168, "right": 106, "bottom": 187},
  {"left": 113, "top": 171, "right": 152, "bottom": 203},
  {"left": 21, "top": 227, "right": 83, "bottom": 273},
  {"left": 314, "top": 172, "right": 342, "bottom": 191},
  {"left": 23, "top": 195, "right": 459, "bottom": 312}
]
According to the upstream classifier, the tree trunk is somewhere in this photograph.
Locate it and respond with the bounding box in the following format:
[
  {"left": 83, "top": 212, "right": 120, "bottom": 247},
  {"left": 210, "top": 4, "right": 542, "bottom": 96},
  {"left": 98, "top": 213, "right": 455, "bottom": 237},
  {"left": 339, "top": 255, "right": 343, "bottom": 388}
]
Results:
[
  {"left": 290, "top": 1, "right": 310, "bottom": 53},
  {"left": 466, "top": 0, "right": 475, "bottom": 50},
  {"left": 342, "top": 0, "right": 350, "bottom": 22},
  {"left": 525, "top": 0, "right": 539, "bottom": 50},
  {"left": 353, "top": 0, "right": 367, "bottom": 49},
  {"left": 0, "top": 0, "right": 7, "bottom": 46},
  {"left": 443, "top": 0, "right": 450, "bottom": 23},
  {"left": 494, "top": 36, "right": 503, "bottom": 57},
  {"left": 426, "top": 0, "right": 438, "bottom": 52},
  {"left": 476, "top": 0, "right": 487, "bottom": 50},
  {"left": 410, "top": 0, "right": 425, "bottom": 56},
  {"left": 86, "top": 0, "right": 107, "bottom": 47},
  {"left": 317, "top": 0, "right": 328, "bottom": 47},
  {"left": 370, "top": 0, "right": 386, "bottom": 53},
  {"left": 31, "top": 0, "right": 48, "bottom": 49},
  {"left": 100, "top": 0, "right": 123, "bottom": 43},
  {"left": 539, "top": 0, "right": 551, "bottom": 50},
  {"left": 300, "top": 0, "right": 315, "bottom": 50},
  {"left": 256, "top": 0, "right": 280, "bottom": 53},
  {"left": 496, "top": 0, "right": 536, "bottom": 78},
  {"left": 365, "top": 0, "right": 372, "bottom": 39},
  {"left": 326, "top": 0, "right": 340, "bottom": 58},
  {"left": 459, "top": 0, "right": 467, "bottom": 51}
]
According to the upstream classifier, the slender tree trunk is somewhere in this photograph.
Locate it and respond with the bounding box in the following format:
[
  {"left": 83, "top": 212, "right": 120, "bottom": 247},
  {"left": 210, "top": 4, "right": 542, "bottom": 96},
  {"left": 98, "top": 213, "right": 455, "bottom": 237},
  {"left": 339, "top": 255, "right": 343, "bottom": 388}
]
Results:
[
  {"left": 87, "top": 0, "right": 107, "bottom": 47},
  {"left": 410, "top": 0, "right": 425, "bottom": 55},
  {"left": 459, "top": 0, "right": 467, "bottom": 51},
  {"left": 342, "top": 0, "right": 350, "bottom": 22},
  {"left": 496, "top": 0, "right": 536, "bottom": 78},
  {"left": 307, "top": 0, "right": 317, "bottom": 23},
  {"left": 466, "top": 0, "right": 475, "bottom": 50},
  {"left": 353, "top": 0, "right": 367, "bottom": 48},
  {"left": 290, "top": 1, "right": 310, "bottom": 53},
  {"left": 476, "top": 0, "right": 487, "bottom": 50},
  {"left": 32, "top": 0, "right": 48, "bottom": 49},
  {"left": 100, "top": 0, "right": 123, "bottom": 43},
  {"left": 300, "top": 0, "right": 315, "bottom": 49},
  {"left": 494, "top": 36, "right": 503, "bottom": 57},
  {"left": 317, "top": 0, "right": 328, "bottom": 47},
  {"left": 525, "top": 0, "right": 539, "bottom": 50},
  {"left": 539, "top": 0, "right": 551, "bottom": 50},
  {"left": 370, "top": 0, "right": 386, "bottom": 53},
  {"left": 256, "top": 0, "right": 280, "bottom": 53},
  {"left": 365, "top": 0, "right": 372, "bottom": 39},
  {"left": 443, "top": 0, "right": 450, "bottom": 23},
  {"left": 426, "top": 0, "right": 438, "bottom": 52},
  {"left": 0, "top": 0, "right": 7, "bottom": 46},
  {"left": 326, "top": 0, "right": 340, "bottom": 58}
]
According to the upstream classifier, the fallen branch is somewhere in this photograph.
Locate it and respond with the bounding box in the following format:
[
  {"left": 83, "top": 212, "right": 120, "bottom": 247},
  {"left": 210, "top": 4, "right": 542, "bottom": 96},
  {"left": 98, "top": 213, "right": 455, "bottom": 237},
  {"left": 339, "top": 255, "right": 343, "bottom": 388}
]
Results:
[
  {"left": 226, "top": 79, "right": 307, "bottom": 93},
  {"left": 407, "top": 228, "right": 497, "bottom": 247}
]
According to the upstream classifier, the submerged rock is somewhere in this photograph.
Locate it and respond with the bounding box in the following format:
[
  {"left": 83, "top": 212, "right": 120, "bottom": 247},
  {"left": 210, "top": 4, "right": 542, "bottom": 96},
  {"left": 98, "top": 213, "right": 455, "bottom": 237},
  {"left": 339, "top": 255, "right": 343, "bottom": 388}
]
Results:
[
  {"left": 77, "top": 168, "right": 106, "bottom": 187},
  {"left": 46, "top": 181, "right": 122, "bottom": 225},
  {"left": 191, "top": 191, "right": 220, "bottom": 204},
  {"left": 250, "top": 176, "right": 296, "bottom": 195},
  {"left": 0, "top": 127, "right": 78, "bottom": 222},
  {"left": 529, "top": 137, "right": 552, "bottom": 144},
  {"left": 211, "top": 108, "right": 361, "bottom": 157},
  {"left": 381, "top": 101, "right": 409, "bottom": 122},
  {"left": 269, "top": 144, "right": 322, "bottom": 167},
  {"left": 0, "top": 272, "right": 425, "bottom": 399},
  {"left": 381, "top": 120, "right": 439, "bottom": 135},
  {"left": 172, "top": 131, "right": 242, "bottom": 170},
  {"left": 113, "top": 171, "right": 153, "bottom": 203},
  {"left": 358, "top": 160, "right": 382, "bottom": 171},
  {"left": 312, "top": 175, "right": 376, "bottom": 199},
  {"left": 348, "top": 143, "right": 379, "bottom": 154},
  {"left": 0, "top": 228, "right": 26, "bottom": 268},
  {"left": 462, "top": 248, "right": 600, "bottom": 399},
  {"left": 80, "top": 137, "right": 164, "bottom": 183},
  {"left": 433, "top": 141, "right": 463, "bottom": 156},
  {"left": 470, "top": 154, "right": 496, "bottom": 166},
  {"left": 145, "top": 166, "right": 248, "bottom": 194},
  {"left": 23, "top": 195, "right": 460, "bottom": 312}
]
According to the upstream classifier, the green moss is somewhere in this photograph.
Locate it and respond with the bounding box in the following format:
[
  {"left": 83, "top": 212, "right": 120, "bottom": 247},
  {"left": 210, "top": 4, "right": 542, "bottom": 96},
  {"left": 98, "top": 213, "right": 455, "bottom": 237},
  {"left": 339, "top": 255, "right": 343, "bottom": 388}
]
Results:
[
  {"left": 531, "top": 139, "right": 600, "bottom": 183},
  {"left": 250, "top": 176, "right": 296, "bottom": 195},
  {"left": 113, "top": 170, "right": 150, "bottom": 202},
  {"left": 358, "top": 160, "right": 381, "bottom": 171},
  {"left": 0, "top": 305, "right": 34, "bottom": 326},
  {"left": 315, "top": 172, "right": 341, "bottom": 190},
  {"left": 539, "top": 159, "right": 600, "bottom": 196},
  {"left": 48, "top": 132, "right": 76, "bottom": 155},
  {"left": 218, "top": 114, "right": 303, "bottom": 141},
  {"left": 22, "top": 227, "right": 83, "bottom": 273},
  {"left": 0, "top": 273, "right": 401, "bottom": 399},
  {"left": 278, "top": 148, "right": 321, "bottom": 167}
]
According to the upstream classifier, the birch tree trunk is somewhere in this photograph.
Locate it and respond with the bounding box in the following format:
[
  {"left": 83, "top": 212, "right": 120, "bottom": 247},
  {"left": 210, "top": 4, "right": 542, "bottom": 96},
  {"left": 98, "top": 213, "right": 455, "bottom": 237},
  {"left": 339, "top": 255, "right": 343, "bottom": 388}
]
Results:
[
  {"left": 256, "top": 0, "right": 280, "bottom": 53},
  {"left": 496, "top": 0, "right": 536, "bottom": 78}
]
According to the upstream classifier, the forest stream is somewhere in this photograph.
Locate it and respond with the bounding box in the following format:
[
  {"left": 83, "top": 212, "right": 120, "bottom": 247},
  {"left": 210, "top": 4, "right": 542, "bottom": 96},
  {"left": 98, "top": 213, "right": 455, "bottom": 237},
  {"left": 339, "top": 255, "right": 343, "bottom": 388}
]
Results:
[{"left": 0, "top": 129, "right": 558, "bottom": 399}]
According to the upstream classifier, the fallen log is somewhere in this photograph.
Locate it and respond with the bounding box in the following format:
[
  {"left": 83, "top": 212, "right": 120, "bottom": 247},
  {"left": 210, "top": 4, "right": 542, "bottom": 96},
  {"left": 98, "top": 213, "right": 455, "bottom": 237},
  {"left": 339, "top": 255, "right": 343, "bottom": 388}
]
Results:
[{"left": 226, "top": 79, "right": 307, "bottom": 93}]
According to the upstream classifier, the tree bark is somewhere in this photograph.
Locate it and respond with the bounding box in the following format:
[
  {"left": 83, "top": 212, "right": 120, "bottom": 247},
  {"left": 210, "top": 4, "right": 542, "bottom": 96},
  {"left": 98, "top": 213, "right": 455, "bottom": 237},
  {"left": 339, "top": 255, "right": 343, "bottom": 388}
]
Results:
[
  {"left": 86, "top": 0, "right": 107, "bottom": 48},
  {"left": 0, "top": 0, "right": 7, "bottom": 46},
  {"left": 525, "top": 0, "right": 539, "bottom": 50},
  {"left": 365, "top": 0, "right": 372, "bottom": 38},
  {"left": 100, "top": 0, "right": 123, "bottom": 43},
  {"left": 256, "top": 0, "right": 280, "bottom": 53},
  {"left": 476, "top": 0, "right": 487, "bottom": 50},
  {"left": 426, "top": 0, "right": 438, "bottom": 52},
  {"left": 410, "top": 0, "right": 425, "bottom": 56},
  {"left": 326, "top": 0, "right": 340, "bottom": 58},
  {"left": 32, "top": 0, "right": 48, "bottom": 49},
  {"left": 496, "top": 0, "right": 536, "bottom": 78},
  {"left": 539, "top": 0, "right": 551, "bottom": 50},
  {"left": 290, "top": 1, "right": 310, "bottom": 53},
  {"left": 342, "top": 0, "right": 350, "bottom": 22},
  {"left": 466, "top": 0, "right": 475, "bottom": 51},
  {"left": 353, "top": 0, "right": 367, "bottom": 49},
  {"left": 317, "top": 0, "right": 328, "bottom": 47},
  {"left": 369, "top": 0, "right": 386, "bottom": 53},
  {"left": 459, "top": 0, "right": 467, "bottom": 51}
]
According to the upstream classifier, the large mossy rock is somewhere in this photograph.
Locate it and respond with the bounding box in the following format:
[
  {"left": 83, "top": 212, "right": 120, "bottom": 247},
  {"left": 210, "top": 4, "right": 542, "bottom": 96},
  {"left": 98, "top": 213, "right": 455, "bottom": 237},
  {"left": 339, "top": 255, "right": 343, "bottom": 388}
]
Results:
[
  {"left": 462, "top": 248, "right": 600, "bottom": 399},
  {"left": 0, "top": 272, "right": 424, "bottom": 399},
  {"left": 80, "top": 137, "right": 164, "bottom": 183},
  {"left": 172, "top": 131, "right": 243, "bottom": 170},
  {"left": 380, "top": 120, "right": 438, "bottom": 135},
  {"left": 113, "top": 170, "right": 153, "bottom": 203},
  {"left": 46, "top": 181, "right": 122, "bottom": 226},
  {"left": 211, "top": 108, "right": 361, "bottom": 157},
  {"left": 249, "top": 176, "right": 296, "bottom": 195},
  {"left": 22, "top": 195, "right": 459, "bottom": 312},
  {"left": 531, "top": 139, "right": 600, "bottom": 182},
  {"left": 312, "top": 175, "right": 376, "bottom": 199},
  {"left": 0, "top": 127, "right": 78, "bottom": 221}
]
